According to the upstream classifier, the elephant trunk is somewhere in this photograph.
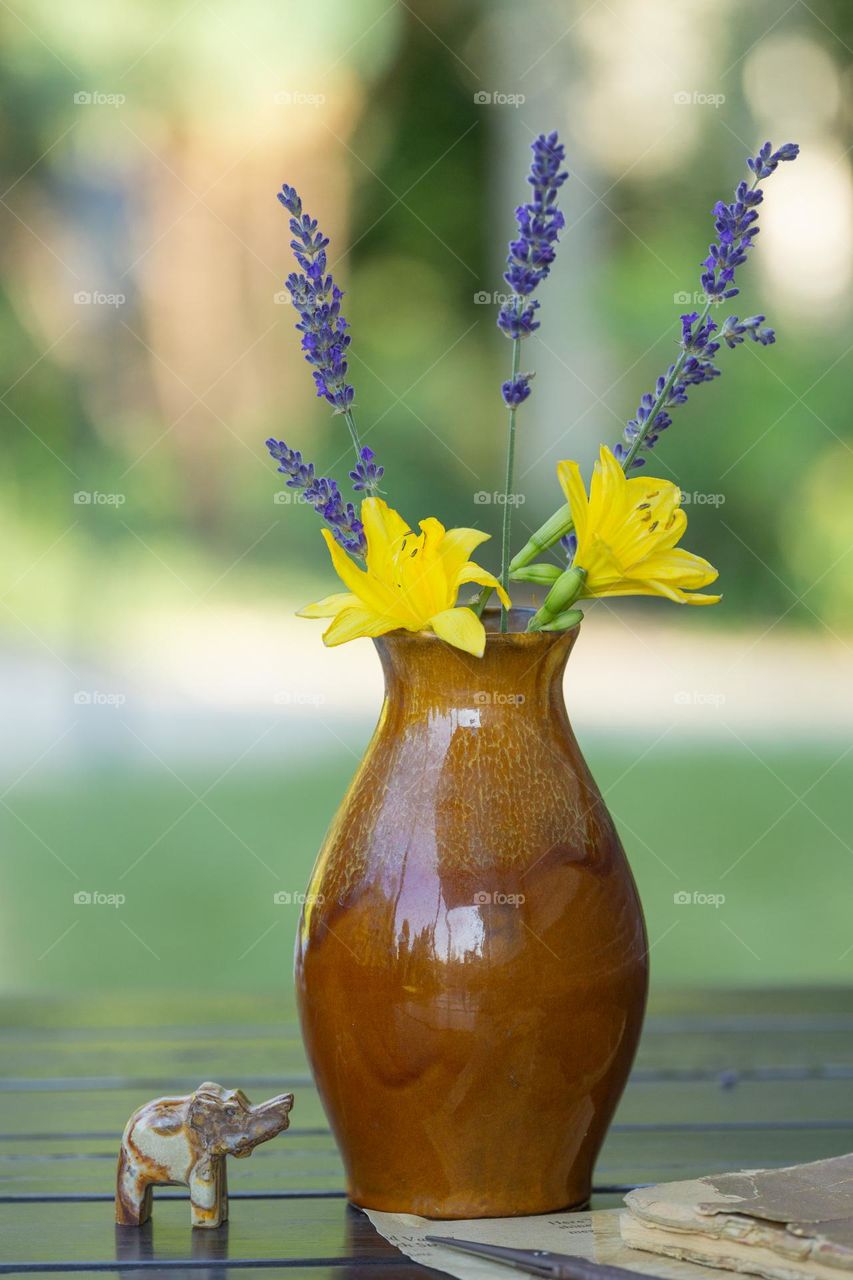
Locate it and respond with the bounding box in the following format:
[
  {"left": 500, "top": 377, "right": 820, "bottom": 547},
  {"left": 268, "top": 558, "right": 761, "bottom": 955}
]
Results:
[{"left": 244, "top": 1092, "right": 293, "bottom": 1148}]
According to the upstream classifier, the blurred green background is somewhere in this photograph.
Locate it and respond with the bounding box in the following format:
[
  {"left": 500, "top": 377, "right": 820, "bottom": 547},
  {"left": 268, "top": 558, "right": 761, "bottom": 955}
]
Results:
[{"left": 1, "top": 0, "right": 851, "bottom": 994}]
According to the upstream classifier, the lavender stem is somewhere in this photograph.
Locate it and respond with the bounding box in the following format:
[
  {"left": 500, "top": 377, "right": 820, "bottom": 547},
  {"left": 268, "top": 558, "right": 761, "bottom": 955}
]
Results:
[{"left": 498, "top": 334, "right": 522, "bottom": 631}]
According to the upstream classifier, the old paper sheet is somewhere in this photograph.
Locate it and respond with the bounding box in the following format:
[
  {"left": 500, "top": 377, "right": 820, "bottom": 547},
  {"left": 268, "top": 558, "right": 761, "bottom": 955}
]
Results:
[{"left": 366, "top": 1205, "right": 721, "bottom": 1280}]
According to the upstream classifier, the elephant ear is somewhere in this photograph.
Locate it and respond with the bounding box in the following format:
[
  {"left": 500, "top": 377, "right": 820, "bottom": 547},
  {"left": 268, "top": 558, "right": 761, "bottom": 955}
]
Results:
[
  {"left": 197, "top": 1082, "right": 226, "bottom": 1097},
  {"left": 188, "top": 1083, "right": 226, "bottom": 1133}
]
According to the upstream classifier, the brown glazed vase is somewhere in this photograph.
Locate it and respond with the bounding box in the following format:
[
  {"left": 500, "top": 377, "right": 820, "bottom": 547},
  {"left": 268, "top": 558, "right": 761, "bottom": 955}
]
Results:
[{"left": 295, "top": 610, "right": 649, "bottom": 1219}]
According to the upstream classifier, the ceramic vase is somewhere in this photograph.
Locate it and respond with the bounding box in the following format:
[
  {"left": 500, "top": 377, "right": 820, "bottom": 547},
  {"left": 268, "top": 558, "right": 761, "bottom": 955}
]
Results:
[{"left": 296, "top": 611, "right": 648, "bottom": 1218}]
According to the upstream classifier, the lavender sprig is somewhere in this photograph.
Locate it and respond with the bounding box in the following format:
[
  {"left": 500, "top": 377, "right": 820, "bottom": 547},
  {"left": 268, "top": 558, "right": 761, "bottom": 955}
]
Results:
[
  {"left": 508, "top": 141, "right": 799, "bottom": 581},
  {"left": 613, "top": 141, "right": 798, "bottom": 472},
  {"left": 266, "top": 438, "right": 366, "bottom": 554},
  {"left": 276, "top": 184, "right": 381, "bottom": 495},
  {"left": 497, "top": 131, "right": 568, "bottom": 403},
  {"left": 489, "top": 131, "right": 568, "bottom": 629}
]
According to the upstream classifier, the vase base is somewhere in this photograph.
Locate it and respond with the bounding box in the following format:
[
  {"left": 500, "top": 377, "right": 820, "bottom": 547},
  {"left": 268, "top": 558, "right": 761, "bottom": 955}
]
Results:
[{"left": 351, "top": 1191, "right": 592, "bottom": 1220}]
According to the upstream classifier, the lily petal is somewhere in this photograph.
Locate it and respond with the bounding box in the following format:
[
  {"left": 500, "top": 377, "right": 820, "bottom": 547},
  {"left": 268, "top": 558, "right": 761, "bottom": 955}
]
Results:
[
  {"left": 437, "top": 526, "right": 491, "bottom": 588},
  {"left": 414, "top": 517, "right": 451, "bottom": 616},
  {"left": 557, "top": 460, "right": 590, "bottom": 553},
  {"left": 455, "top": 562, "right": 511, "bottom": 610},
  {"left": 362, "top": 497, "right": 411, "bottom": 578},
  {"left": 322, "top": 607, "right": 400, "bottom": 647},
  {"left": 320, "top": 529, "right": 400, "bottom": 616},
  {"left": 637, "top": 548, "right": 719, "bottom": 588},
  {"left": 586, "top": 577, "right": 721, "bottom": 605},
  {"left": 298, "top": 592, "right": 360, "bottom": 619},
  {"left": 428, "top": 606, "right": 487, "bottom": 657}
]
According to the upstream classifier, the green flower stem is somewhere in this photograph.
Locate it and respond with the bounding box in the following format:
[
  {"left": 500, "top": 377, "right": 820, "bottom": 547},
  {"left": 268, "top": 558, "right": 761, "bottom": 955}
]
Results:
[
  {"left": 343, "top": 408, "right": 363, "bottom": 458},
  {"left": 471, "top": 582, "right": 493, "bottom": 618},
  {"left": 343, "top": 408, "right": 384, "bottom": 498},
  {"left": 498, "top": 335, "right": 522, "bottom": 633}
]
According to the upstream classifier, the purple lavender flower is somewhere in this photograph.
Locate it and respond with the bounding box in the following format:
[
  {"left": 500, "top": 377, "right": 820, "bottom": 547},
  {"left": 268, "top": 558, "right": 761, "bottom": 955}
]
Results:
[
  {"left": 748, "top": 141, "right": 800, "bottom": 180},
  {"left": 349, "top": 446, "right": 384, "bottom": 493},
  {"left": 275, "top": 182, "right": 382, "bottom": 496},
  {"left": 497, "top": 302, "right": 540, "bottom": 340},
  {"left": 501, "top": 374, "right": 534, "bottom": 406},
  {"left": 266, "top": 437, "right": 366, "bottom": 554},
  {"left": 497, "top": 131, "right": 568, "bottom": 406},
  {"left": 613, "top": 141, "right": 798, "bottom": 470},
  {"left": 560, "top": 530, "right": 577, "bottom": 565},
  {"left": 279, "top": 184, "right": 352, "bottom": 414},
  {"left": 265, "top": 184, "right": 383, "bottom": 555},
  {"left": 719, "top": 314, "right": 775, "bottom": 348}
]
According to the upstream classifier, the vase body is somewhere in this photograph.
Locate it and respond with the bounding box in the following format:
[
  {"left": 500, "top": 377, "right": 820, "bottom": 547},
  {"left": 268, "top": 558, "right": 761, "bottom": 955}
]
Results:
[{"left": 295, "top": 619, "right": 648, "bottom": 1218}]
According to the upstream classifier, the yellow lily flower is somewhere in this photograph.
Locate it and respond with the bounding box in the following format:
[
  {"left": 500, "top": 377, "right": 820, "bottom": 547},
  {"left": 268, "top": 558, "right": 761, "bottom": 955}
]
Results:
[
  {"left": 560, "top": 445, "right": 721, "bottom": 605},
  {"left": 298, "top": 497, "right": 511, "bottom": 657}
]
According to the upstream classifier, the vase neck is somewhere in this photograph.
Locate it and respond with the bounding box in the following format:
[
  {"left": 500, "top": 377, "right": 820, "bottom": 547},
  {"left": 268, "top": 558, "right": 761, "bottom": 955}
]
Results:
[{"left": 373, "top": 627, "right": 578, "bottom": 716}]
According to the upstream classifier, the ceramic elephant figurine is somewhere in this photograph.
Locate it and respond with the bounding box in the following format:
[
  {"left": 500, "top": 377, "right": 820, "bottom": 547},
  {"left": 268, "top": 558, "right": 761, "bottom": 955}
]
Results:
[{"left": 116, "top": 1081, "right": 294, "bottom": 1228}]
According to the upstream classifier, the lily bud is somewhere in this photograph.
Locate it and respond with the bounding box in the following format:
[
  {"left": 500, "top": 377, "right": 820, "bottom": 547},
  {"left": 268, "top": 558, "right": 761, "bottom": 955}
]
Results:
[
  {"left": 537, "top": 608, "right": 584, "bottom": 632},
  {"left": 508, "top": 505, "right": 573, "bottom": 574},
  {"left": 527, "top": 566, "right": 586, "bottom": 631},
  {"left": 509, "top": 563, "right": 563, "bottom": 585},
  {"left": 543, "top": 565, "right": 586, "bottom": 614}
]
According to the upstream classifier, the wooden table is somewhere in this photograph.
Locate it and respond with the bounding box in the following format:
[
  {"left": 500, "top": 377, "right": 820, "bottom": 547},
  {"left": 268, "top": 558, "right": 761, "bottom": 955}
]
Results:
[{"left": 1, "top": 988, "right": 851, "bottom": 1276}]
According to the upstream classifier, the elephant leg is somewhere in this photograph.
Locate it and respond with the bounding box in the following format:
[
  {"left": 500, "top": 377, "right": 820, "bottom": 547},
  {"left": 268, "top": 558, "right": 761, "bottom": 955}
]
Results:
[
  {"left": 189, "top": 1162, "right": 223, "bottom": 1228},
  {"left": 115, "top": 1150, "right": 154, "bottom": 1226},
  {"left": 116, "top": 1177, "right": 153, "bottom": 1226},
  {"left": 219, "top": 1159, "right": 229, "bottom": 1224},
  {"left": 139, "top": 1183, "right": 153, "bottom": 1225}
]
